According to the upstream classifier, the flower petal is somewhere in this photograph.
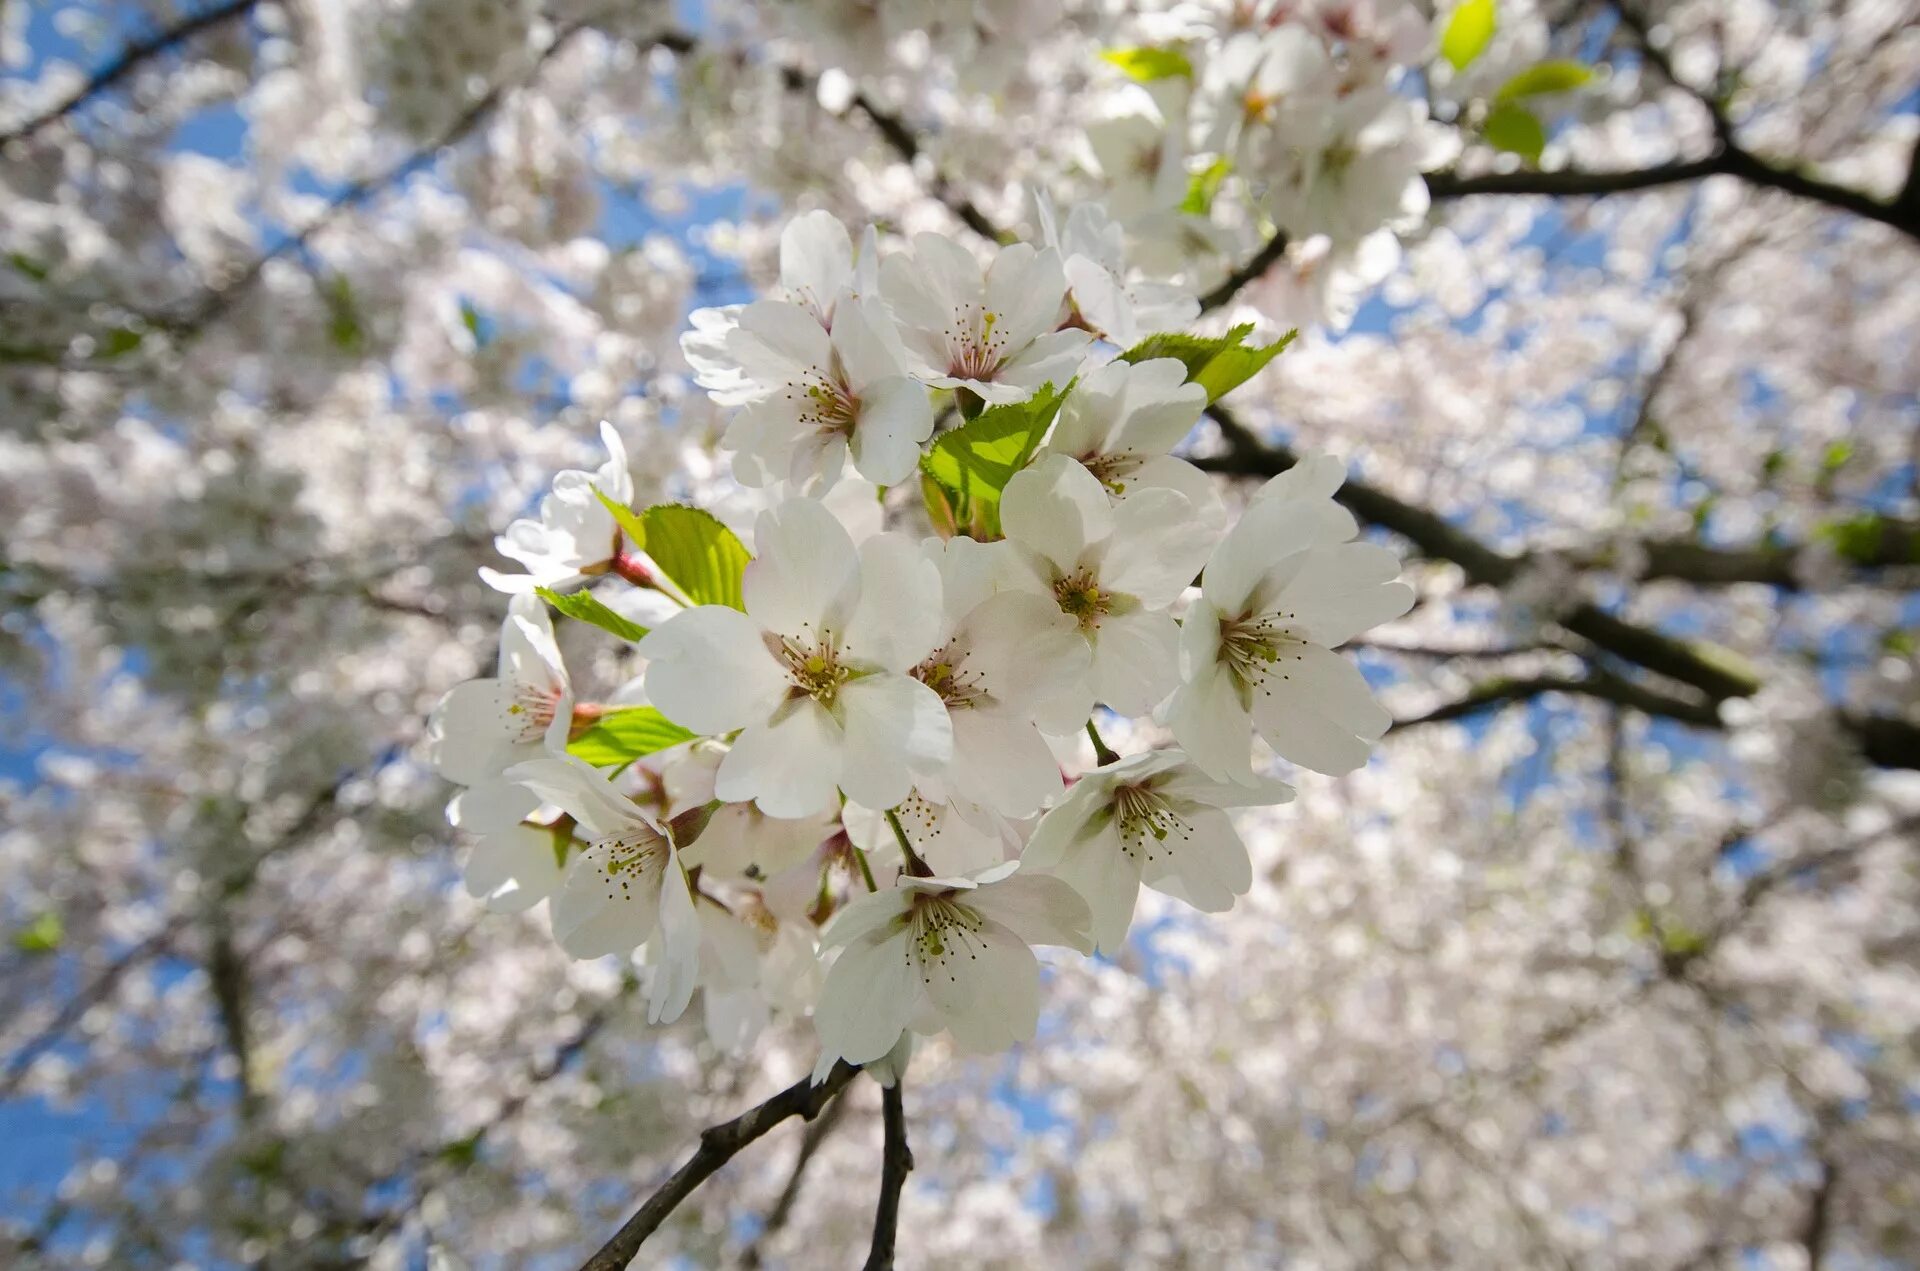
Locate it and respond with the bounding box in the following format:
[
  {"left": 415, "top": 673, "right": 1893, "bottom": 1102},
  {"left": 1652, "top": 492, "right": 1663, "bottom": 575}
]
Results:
[
  {"left": 837, "top": 674, "right": 953, "bottom": 810},
  {"left": 1000, "top": 454, "right": 1113, "bottom": 572},
  {"left": 716, "top": 700, "right": 844, "bottom": 819},
  {"left": 814, "top": 929, "right": 917, "bottom": 1067},
  {"left": 638, "top": 605, "right": 788, "bottom": 736},
  {"left": 745, "top": 498, "right": 861, "bottom": 637}
]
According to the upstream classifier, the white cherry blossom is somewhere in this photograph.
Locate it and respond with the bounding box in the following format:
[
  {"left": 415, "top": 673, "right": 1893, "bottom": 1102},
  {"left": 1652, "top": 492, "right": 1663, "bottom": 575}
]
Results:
[
  {"left": 1036, "top": 197, "right": 1201, "bottom": 347},
  {"left": 811, "top": 861, "right": 1093, "bottom": 1073},
  {"left": 907, "top": 535, "right": 1090, "bottom": 817},
  {"left": 1022, "top": 748, "right": 1293, "bottom": 953},
  {"left": 478, "top": 421, "right": 634, "bottom": 594},
  {"left": 720, "top": 296, "right": 933, "bottom": 489},
  {"left": 503, "top": 754, "right": 701, "bottom": 1024},
  {"left": 427, "top": 592, "right": 573, "bottom": 786},
  {"left": 998, "top": 454, "right": 1214, "bottom": 720},
  {"left": 460, "top": 820, "right": 565, "bottom": 915},
  {"left": 879, "top": 233, "right": 1092, "bottom": 404},
  {"left": 1166, "top": 454, "right": 1415, "bottom": 779},
  {"left": 638, "top": 498, "right": 951, "bottom": 818},
  {"left": 1033, "top": 355, "right": 1215, "bottom": 511}
]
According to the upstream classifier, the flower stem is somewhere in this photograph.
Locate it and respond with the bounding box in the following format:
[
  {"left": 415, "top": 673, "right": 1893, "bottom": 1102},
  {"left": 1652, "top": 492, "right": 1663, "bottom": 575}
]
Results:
[
  {"left": 852, "top": 846, "right": 879, "bottom": 893},
  {"left": 884, "top": 809, "right": 933, "bottom": 877},
  {"left": 1085, "top": 719, "right": 1120, "bottom": 767}
]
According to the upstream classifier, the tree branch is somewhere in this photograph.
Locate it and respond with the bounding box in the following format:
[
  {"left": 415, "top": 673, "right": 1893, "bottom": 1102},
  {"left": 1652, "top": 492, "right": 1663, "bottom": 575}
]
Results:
[
  {"left": 1389, "top": 670, "right": 1721, "bottom": 733},
  {"left": 1199, "top": 232, "right": 1292, "bottom": 313},
  {"left": 862, "top": 1078, "right": 914, "bottom": 1271},
  {"left": 1425, "top": 151, "right": 1920, "bottom": 244},
  {"left": 578, "top": 1063, "right": 860, "bottom": 1271},
  {"left": 739, "top": 1087, "right": 851, "bottom": 1268},
  {"left": 0, "top": 0, "right": 261, "bottom": 150},
  {"left": 1197, "top": 406, "right": 1920, "bottom": 766},
  {"left": 1196, "top": 406, "right": 1756, "bottom": 700}
]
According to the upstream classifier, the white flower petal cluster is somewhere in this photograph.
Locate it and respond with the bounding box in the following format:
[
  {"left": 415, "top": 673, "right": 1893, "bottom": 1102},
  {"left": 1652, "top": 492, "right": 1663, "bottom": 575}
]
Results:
[
  {"left": 442, "top": 212, "right": 1412, "bottom": 1074},
  {"left": 477, "top": 422, "right": 633, "bottom": 594}
]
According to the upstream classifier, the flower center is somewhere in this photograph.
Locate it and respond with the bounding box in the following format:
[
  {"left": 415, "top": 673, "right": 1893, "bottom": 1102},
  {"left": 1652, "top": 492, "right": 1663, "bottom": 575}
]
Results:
[
  {"left": 905, "top": 896, "right": 985, "bottom": 984},
  {"left": 946, "top": 309, "right": 1008, "bottom": 382},
  {"left": 797, "top": 372, "right": 859, "bottom": 439},
  {"left": 911, "top": 644, "right": 989, "bottom": 709},
  {"left": 592, "top": 829, "right": 666, "bottom": 902},
  {"left": 1078, "top": 451, "right": 1140, "bottom": 493},
  {"left": 1052, "top": 568, "right": 1112, "bottom": 632},
  {"left": 1112, "top": 782, "right": 1193, "bottom": 863},
  {"left": 506, "top": 682, "right": 562, "bottom": 742},
  {"left": 1218, "top": 612, "right": 1302, "bottom": 696},
  {"left": 771, "top": 630, "right": 851, "bottom": 705}
]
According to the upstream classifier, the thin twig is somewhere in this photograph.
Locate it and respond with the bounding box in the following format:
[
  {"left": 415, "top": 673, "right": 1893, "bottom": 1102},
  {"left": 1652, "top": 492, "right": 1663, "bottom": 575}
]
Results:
[
  {"left": 1198, "top": 232, "right": 1291, "bottom": 313},
  {"left": 578, "top": 1063, "right": 860, "bottom": 1271},
  {"left": 862, "top": 1078, "right": 914, "bottom": 1271},
  {"left": 0, "top": 0, "right": 261, "bottom": 149}
]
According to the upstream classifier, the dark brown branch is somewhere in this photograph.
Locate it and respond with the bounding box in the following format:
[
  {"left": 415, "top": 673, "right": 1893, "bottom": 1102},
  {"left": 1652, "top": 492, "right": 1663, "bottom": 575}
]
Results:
[
  {"left": 1426, "top": 149, "right": 1920, "bottom": 244},
  {"left": 1199, "top": 406, "right": 1920, "bottom": 765},
  {"left": 1802, "top": 1158, "right": 1837, "bottom": 1271},
  {"left": 1389, "top": 670, "right": 1722, "bottom": 733},
  {"left": 157, "top": 23, "right": 598, "bottom": 342},
  {"left": 1618, "top": 522, "right": 1920, "bottom": 589},
  {"left": 1198, "top": 232, "right": 1292, "bottom": 313},
  {"left": 862, "top": 1079, "right": 914, "bottom": 1271},
  {"left": 0, "top": 0, "right": 260, "bottom": 150},
  {"left": 740, "top": 1086, "right": 851, "bottom": 1268},
  {"left": 1, "top": 770, "right": 351, "bottom": 1096},
  {"left": 578, "top": 1063, "right": 860, "bottom": 1271},
  {"left": 1196, "top": 406, "right": 1756, "bottom": 701},
  {"left": 652, "top": 30, "right": 1005, "bottom": 243}
]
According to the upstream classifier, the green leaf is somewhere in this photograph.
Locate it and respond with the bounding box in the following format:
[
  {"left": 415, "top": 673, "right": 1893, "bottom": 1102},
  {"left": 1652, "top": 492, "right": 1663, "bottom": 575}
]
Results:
[
  {"left": 8, "top": 252, "right": 49, "bottom": 282},
  {"left": 633, "top": 504, "right": 750, "bottom": 611},
  {"left": 1179, "top": 157, "right": 1233, "bottom": 217},
  {"left": 1821, "top": 440, "right": 1854, "bottom": 473},
  {"left": 1100, "top": 46, "right": 1193, "bottom": 82},
  {"left": 95, "top": 326, "right": 144, "bottom": 359},
  {"left": 920, "top": 381, "right": 1074, "bottom": 536},
  {"left": 1118, "top": 324, "right": 1298, "bottom": 403},
  {"left": 1483, "top": 101, "right": 1546, "bottom": 161},
  {"left": 1441, "top": 0, "right": 1497, "bottom": 71},
  {"left": 324, "top": 275, "right": 363, "bottom": 352},
  {"left": 537, "top": 586, "right": 650, "bottom": 643},
  {"left": 436, "top": 1131, "right": 484, "bottom": 1168},
  {"left": 591, "top": 486, "right": 652, "bottom": 550},
  {"left": 13, "top": 911, "right": 63, "bottom": 954},
  {"left": 459, "top": 299, "right": 484, "bottom": 345},
  {"left": 1494, "top": 59, "right": 1594, "bottom": 101},
  {"left": 567, "top": 706, "right": 697, "bottom": 767}
]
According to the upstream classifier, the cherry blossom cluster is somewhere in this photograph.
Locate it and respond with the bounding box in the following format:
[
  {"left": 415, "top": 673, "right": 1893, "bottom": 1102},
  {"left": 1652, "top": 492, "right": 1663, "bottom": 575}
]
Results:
[
  {"left": 1089, "top": 1, "right": 1460, "bottom": 330},
  {"left": 431, "top": 210, "right": 1413, "bottom": 1073}
]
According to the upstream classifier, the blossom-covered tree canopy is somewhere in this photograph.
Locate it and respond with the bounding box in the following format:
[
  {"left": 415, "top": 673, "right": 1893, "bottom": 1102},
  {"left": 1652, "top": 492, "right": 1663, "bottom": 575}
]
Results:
[{"left": 4, "top": 1, "right": 1919, "bottom": 1267}]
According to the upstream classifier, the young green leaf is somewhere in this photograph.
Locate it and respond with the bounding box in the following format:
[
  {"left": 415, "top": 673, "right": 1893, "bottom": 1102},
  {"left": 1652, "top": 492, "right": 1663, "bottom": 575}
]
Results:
[
  {"left": 537, "top": 586, "right": 650, "bottom": 642},
  {"left": 591, "top": 485, "right": 652, "bottom": 549},
  {"left": 1118, "top": 324, "right": 1298, "bottom": 403},
  {"left": 1100, "top": 46, "right": 1193, "bottom": 82},
  {"left": 1441, "top": 0, "right": 1497, "bottom": 72},
  {"left": 920, "top": 381, "right": 1074, "bottom": 535},
  {"left": 1494, "top": 59, "right": 1594, "bottom": 101},
  {"left": 567, "top": 706, "right": 698, "bottom": 767},
  {"left": 634, "top": 504, "right": 750, "bottom": 610},
  {"left": 1483, "top": 101, "right": 1546, "bottom": 161},
  {"left": 1179, "top": 157, "right": 1234, "bottom": 216},
  {"left": 13, "top": 911, "right": 63, "bottom": 954}
]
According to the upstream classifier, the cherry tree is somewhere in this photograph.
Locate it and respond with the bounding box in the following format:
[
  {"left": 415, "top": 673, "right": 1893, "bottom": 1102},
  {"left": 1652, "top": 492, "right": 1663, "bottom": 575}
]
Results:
[{"left": 4, "top": 1, "right": 1919, "bottom": 1268}]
